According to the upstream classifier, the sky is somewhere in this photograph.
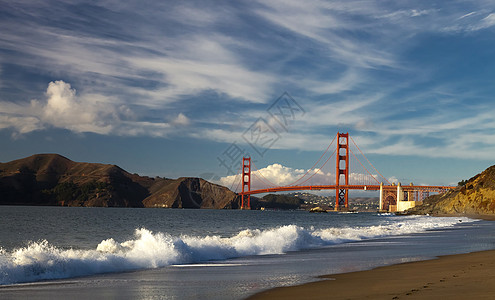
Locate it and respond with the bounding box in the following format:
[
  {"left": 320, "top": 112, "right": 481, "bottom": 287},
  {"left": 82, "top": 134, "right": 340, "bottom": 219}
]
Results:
[{"left": 1, "top": 0, "right": 495, "bottom": 192}]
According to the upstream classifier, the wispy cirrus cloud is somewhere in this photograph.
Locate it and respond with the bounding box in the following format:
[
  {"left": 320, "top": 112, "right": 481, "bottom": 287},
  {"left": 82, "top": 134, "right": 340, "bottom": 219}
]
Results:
[
  {"left": 2, "top": 0, "right": 495, "bottom": 164},
  {"left": 473, "top": 13, "right": 495, "bottom": 29},
  {"left": 255, "top": 0, "right": 398, "bottom": 70},
  {"left": 0, "top": 1, "right": 276, "bottom": 107},
  {"left": 127, "top": 35, "right": 275, "bottom": 104}
]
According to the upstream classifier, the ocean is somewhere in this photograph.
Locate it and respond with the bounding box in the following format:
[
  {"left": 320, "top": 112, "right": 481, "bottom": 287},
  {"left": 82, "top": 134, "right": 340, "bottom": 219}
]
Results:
[{"left": 1, "top": 206, "right": 495, "bottom": 299}]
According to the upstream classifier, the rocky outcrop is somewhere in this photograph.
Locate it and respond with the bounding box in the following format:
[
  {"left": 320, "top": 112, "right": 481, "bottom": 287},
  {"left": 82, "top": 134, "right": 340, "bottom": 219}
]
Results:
[
  {"left": 407, "top": 165, "right": 495, "bottom": 215},
  {"left": 0, "top": 154, "right": 239, "bottom": 208},
  {"left": 309, "top": 206, "right": 328, "bottom": 213}
]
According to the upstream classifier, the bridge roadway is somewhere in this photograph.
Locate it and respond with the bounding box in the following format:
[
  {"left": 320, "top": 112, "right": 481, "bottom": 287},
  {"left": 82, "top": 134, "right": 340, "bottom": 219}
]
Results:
[{"left": 238, "top": 184, "right": 456, "bottom": 196}]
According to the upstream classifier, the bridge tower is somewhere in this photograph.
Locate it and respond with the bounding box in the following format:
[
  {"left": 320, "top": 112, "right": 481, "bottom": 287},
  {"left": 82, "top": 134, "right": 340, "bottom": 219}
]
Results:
[
  {"left": 241, "top": 157, "right": 251, "bottom": 209},
  {"left": 335, "top": 132, "right": 349, "bottom": 210}
]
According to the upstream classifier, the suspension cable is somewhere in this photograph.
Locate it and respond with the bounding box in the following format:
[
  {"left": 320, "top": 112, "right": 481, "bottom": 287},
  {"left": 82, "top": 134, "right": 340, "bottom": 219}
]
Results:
[
  {"left": 251, "top": 172, "right": 275, "bottom": 189},
  {"left": 296, "top": 147, "right": 337, "bottom": 186},
  {"left": 248, "top": 133, "right": 338, "bottom": 188},
  {"left": 233, "top": 174, "right": 242, "bottom": 193},
  {"left": 229, "top": 162, "right": 243, "bottom": 191},
  {"left": 350, "top": 136, "right": 390, "bottom": 184},
  {"left": 250, "top": 160, "right": 278, "bottom": 188},
  {"left": 287, "top": 133, "right": 338, "bottom": 186},
  {"left": 349, "top": 148, "right": 380, "bottom": 184}
]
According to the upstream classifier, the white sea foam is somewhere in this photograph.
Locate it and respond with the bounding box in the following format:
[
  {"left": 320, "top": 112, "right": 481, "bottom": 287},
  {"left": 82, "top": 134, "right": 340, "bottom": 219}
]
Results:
[{"left": 0, "top": 215, "right": 474, "bottom": 285}]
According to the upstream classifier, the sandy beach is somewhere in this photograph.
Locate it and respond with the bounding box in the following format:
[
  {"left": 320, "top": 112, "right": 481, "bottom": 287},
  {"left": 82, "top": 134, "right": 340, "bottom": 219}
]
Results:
[
  {"left": 248, "top": 248, "right": 495, "bottom": 300},
  {"left": 247, "top": 214, "right": 495, "bottom": 300}
]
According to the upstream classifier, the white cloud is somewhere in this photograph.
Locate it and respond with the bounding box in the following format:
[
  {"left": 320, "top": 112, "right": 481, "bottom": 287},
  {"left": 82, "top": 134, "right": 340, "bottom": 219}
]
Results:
[
  {"left": 410, "top": 9, "right": 432, "bottom": 17},
  {"left": 0, "top": 81, "right": 185, "bottom": 137},
  {"left": 255, "top": 0, "right": 397, "bottom": 69},
  {"left": 362, "top": 128, "right": 495, "bottom": 161},
  {"left": 114, "top": 121, "right": 172, "bottom": 138},
  {"left": 477, "top": 13, "right": 495, "bottom": 29},
  {"left": 458, "top": 11, "right": 477, "bottom": 20},
  {"left": 443, "top": 11, "right": 495, "bottom": 32},
  {"left": 299, "top": 69, "right": 361, "bottom": 95},
  {"left": 218, "top": 161, "right": 386, "bottom": 192},
  {"left": 2, "top": 1, "right": 495, "bottom": 163},
  {"left": 127, "top": 35, "right": 275, "bottom": 104},
  {"left": 194, "top": 84, "right": 495, "bottom": 161},
  {"left": 0, "top": 114, "right": 42, "bottom": 136},
  {"left": 0, "top": 97, "right": 45, "bottom": 135},
  {"left": 388, "top": 176, "right": 399, "bottom": 184},
  {"left": 381, "top": 9, "right": 435, "bottom": 21},
  {"left": 31, "top": 80, "right": 116, "bottom": 134},
  {"left": 172, "top": 113, "right": 191, "bottom": 126},
  {"left": 0, "top": 6, "right": 276, "bottom": 106},
  {"left": 219, "top": 163, "right": 329, "bottom": 191}
]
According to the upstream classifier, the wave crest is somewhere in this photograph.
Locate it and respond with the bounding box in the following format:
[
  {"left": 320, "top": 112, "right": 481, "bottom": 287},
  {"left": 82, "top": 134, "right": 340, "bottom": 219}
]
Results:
[{"left": 0, "top": 215, "right": 472, "bottom": 285}]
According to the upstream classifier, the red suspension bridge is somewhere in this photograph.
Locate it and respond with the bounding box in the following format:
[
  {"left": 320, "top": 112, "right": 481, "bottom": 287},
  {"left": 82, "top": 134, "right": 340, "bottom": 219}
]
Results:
[{"left": 234, "top": 132, "right": 454, "bottom": 212}]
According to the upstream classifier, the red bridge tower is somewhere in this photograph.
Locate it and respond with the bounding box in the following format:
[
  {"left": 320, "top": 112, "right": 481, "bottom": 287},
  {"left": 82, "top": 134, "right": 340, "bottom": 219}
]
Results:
[
  {"left": 335, "top": 132, "right": 349, "bottom": 210},
  {"left": 241, "top": 157, "right": 251, "bottom": 209}
]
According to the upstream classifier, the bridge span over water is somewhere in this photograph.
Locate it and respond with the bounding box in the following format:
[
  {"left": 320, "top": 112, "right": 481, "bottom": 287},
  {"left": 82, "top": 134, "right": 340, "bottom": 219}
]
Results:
[{"left": 236, "top": 133, "right": 454, "bottom": 212}]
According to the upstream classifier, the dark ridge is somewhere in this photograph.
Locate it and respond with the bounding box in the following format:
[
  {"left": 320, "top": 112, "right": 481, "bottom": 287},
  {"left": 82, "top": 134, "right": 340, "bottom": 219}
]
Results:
[{"left": 0, "top": 154, "right": 239, "bottom": 208}]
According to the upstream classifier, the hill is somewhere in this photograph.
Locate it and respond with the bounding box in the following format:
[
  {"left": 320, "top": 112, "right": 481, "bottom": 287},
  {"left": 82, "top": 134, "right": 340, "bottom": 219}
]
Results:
[
  {"left": 407, "top": 165, "right": 495, "bottom": 215},
  {"left": 0, "top": 154, "right": 239, "bottom": 208},
  {"left": 250, "top": 194, "right": 304, "bottom": 210}
]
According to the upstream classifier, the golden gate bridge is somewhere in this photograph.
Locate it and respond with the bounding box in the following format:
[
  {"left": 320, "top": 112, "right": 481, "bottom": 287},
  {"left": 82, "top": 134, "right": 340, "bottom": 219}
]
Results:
[{"left": 233, "top": 132, "right": 454, "bottom": 212}]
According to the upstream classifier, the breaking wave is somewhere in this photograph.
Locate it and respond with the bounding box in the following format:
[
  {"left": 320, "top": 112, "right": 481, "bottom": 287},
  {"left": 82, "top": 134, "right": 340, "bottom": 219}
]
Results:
[{"left": 0, "top": 215, "right": 473, "bottom": 285}]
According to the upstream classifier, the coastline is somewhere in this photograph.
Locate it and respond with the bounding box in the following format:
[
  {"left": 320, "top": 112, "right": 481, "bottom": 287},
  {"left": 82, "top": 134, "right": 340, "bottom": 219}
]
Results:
[
  {"left": 247, "top": 249, "right": 495, "bottom": 300},
  {"left": 2, "top": 210, "right": 494, "bottom": 299},
  {"left": 432, "top": 213, "right": 495, "bottom": 221},
  {"left": 247, "top": 214, "right": 495, "bottom": 300}
]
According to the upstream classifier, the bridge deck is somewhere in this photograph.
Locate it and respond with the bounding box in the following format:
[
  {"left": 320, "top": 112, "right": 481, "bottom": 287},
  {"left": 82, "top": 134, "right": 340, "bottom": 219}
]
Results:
[{"left": 239, "top": 185, "right": 455, "bottom": 195}]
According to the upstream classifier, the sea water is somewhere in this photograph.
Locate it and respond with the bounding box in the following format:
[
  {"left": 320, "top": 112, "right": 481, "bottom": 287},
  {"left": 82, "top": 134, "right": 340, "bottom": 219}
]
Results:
[{"left": 1, "top": 206, "right": 495, "bottom": 299}]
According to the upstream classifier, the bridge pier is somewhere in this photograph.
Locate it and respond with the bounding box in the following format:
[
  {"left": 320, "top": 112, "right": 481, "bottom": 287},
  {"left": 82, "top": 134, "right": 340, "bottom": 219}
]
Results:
[
  {"left": 397, "top": 182, "right": 404, "bottom": 202},
  {"left": 378, "top": 182, "right": 426, "bottom": 213}
]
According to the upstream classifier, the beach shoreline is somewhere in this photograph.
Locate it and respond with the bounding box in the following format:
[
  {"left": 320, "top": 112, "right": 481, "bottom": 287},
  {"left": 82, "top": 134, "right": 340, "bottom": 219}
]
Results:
[
  {"left": 247, "top": 214, "right": 495, "bottom": 300},
  {"left": 430, "top": 213, "right": 495, "bottom": 221},
  {"left": 2, "top": 211, "right": 494, "bottom": 300},
  {"left": 247, "top": 249, "right": 495, "bottom": 299}
]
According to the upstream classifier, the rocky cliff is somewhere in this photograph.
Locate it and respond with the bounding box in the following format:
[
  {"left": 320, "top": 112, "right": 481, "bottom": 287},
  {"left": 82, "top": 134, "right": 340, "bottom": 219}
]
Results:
[
  {"left": 407, "top": 165, "right": 495, "bottom": 215},
  {"left": 0, "top": 154, "right": 239, "bottom": 208}
]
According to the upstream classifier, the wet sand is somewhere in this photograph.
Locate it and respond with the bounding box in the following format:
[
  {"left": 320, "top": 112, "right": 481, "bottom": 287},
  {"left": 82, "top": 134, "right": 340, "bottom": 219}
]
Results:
[{"left": 248, "top": 235, "right": 495, "bottom": 300}]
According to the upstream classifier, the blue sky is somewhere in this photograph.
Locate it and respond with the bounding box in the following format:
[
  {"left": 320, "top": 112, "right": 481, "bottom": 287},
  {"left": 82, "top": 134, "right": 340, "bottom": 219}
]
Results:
[{"left": 1, "top": 0, "right": 495, "bottom": 191}]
